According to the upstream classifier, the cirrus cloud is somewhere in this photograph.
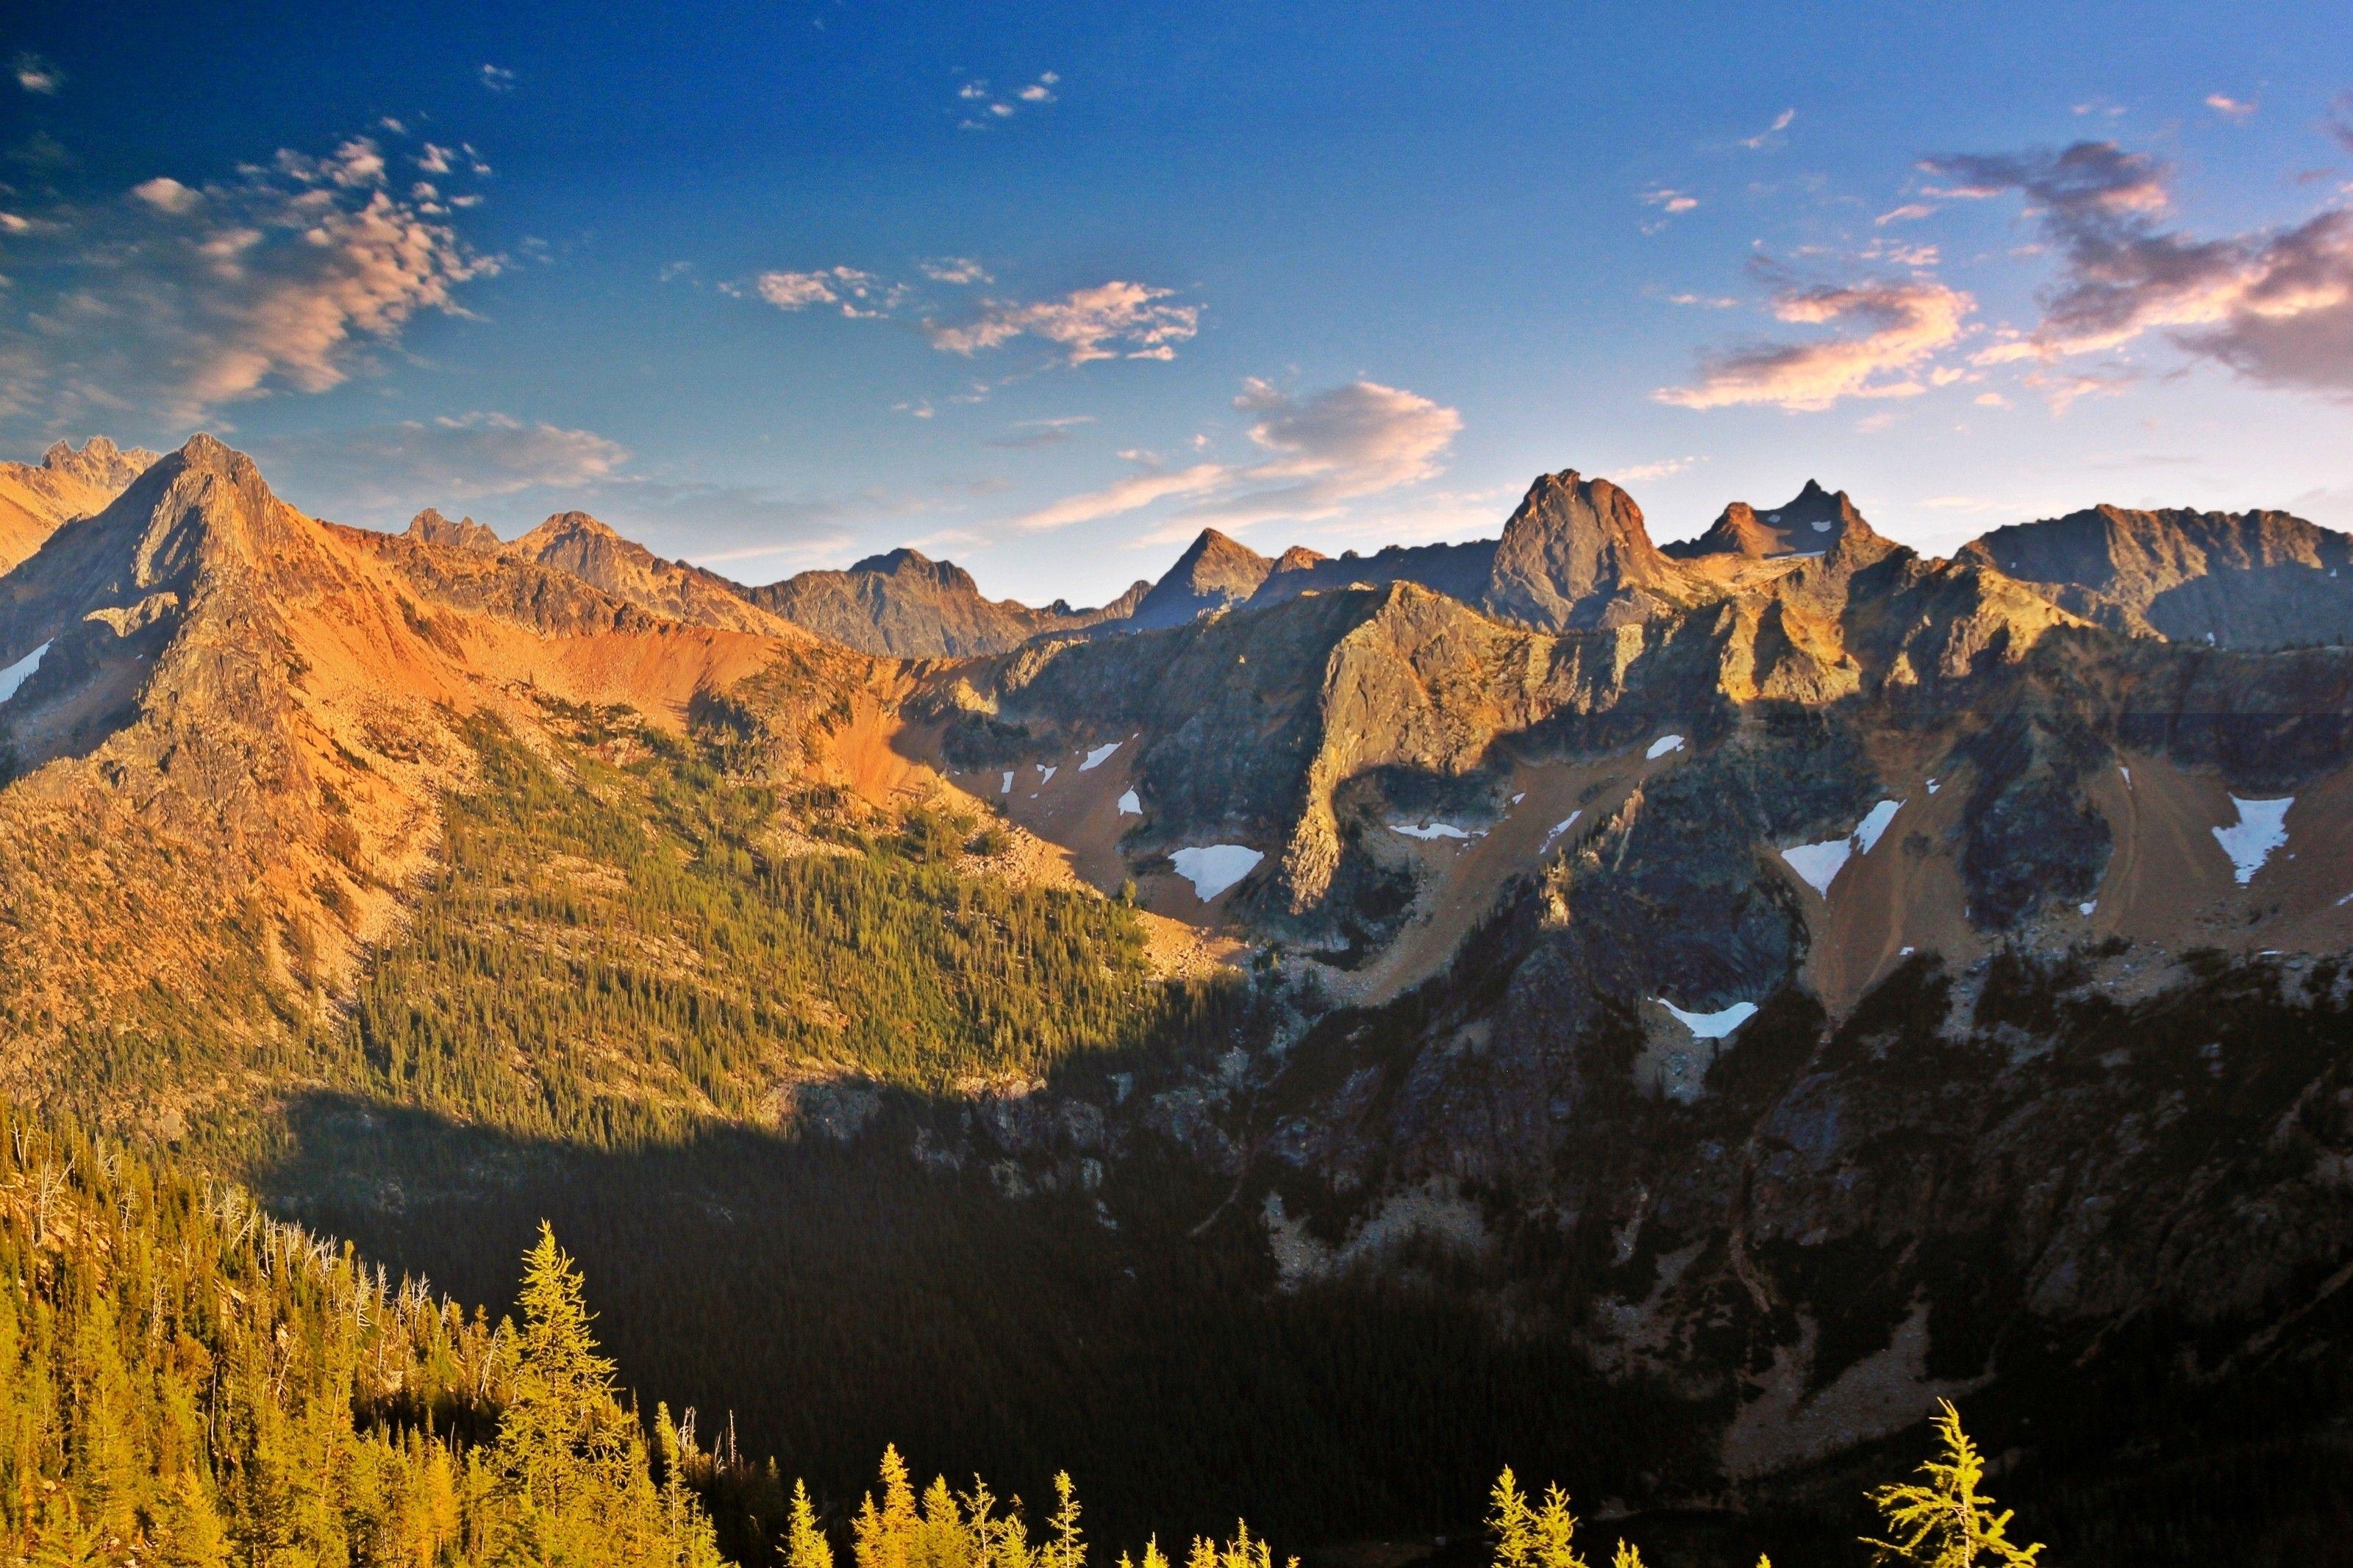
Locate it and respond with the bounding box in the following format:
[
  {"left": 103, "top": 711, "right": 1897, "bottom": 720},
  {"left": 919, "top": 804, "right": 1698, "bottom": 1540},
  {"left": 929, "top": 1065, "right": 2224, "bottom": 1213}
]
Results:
[
  {"left": 258, "top": 412, "right": 627, "bottom": 514},
  {"left": 1012, "top": 378, "right": 1461, "bottom": 533},
  {"left": 924, "top": 281, "right": 1200, "bottom": 364},
  {"left": 1656, "top": 278, "right": 1974, "bottom": 411}
]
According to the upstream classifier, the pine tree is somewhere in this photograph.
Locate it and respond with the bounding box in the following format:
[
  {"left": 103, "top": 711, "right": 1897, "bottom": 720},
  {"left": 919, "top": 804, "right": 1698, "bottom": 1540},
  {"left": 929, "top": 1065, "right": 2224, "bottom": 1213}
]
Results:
[
  {"left": 153, "top": 1471, "right": 234, "bottom": 1568},
  {"left": 783, "top": 1481, "right": 834, "bottom": 1568},
  {"left": 1864, "top": 1401, "right": 2043, "bottom": 1568}
]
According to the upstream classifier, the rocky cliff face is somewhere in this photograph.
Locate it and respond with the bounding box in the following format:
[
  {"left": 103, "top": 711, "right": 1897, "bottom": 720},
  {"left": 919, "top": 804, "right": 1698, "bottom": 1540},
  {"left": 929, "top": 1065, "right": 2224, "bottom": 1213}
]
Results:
[
  {"left": 0, "top": 436, "right": 159, "bottom": 573},
  {"left": 1958, "top": 503, "right": 2353, "bottom": 649},
  {"left": 749, "top": 547, "right": 1146, "bottom": 656}
]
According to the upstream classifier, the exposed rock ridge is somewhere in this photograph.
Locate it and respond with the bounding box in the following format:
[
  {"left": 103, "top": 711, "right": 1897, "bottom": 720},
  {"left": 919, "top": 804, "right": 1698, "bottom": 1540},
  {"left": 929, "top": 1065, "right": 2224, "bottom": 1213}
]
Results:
[{"left": 1959, "top": 504, "right": 2353, "bottom": 649}]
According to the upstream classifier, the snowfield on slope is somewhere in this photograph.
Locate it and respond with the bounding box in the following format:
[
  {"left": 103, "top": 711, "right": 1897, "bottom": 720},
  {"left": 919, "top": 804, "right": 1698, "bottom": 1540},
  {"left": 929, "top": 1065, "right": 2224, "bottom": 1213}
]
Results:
[
  {"left": 1170, "top": 845, "right": 1263, "bottom": 901},
  {"left": 2213, "top": 795, "right": 2292, "bottom": 884}
]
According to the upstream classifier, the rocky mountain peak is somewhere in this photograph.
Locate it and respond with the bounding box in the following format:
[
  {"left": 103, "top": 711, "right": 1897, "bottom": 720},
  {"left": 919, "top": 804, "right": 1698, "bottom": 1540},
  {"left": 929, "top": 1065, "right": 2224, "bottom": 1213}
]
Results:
[
  {"left": 1481, "top": 468, "right": 1691, "bottom": 631},
  {"left": 1665, "top": 479, "right": 1884, "bottom": 562},
  {"left": 1271, "top": 545, "right": 1329, "bottom": 574},
  {"left": 1128, "top": 528, "right": 1276, "bottom": 630},
  {"left": 405, "top": 508, "right": 507, "bottom": 556},
  {"left": 1958, "top": 503, "right": 2353, "bottom": 648},
  {"left": 846, "top": 547, "right": 982, "bottom": 596}
]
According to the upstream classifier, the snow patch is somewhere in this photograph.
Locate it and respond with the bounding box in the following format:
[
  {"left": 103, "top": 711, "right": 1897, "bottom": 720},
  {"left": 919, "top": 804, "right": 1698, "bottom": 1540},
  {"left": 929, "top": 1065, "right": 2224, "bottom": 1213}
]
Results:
[
  {"left": 1000, "top": 771, "right": 1013, "bottom": 795},
  {"left": 1036, "top": 765, "right": 1057, "bottom": 784},
  {"left": 1116, "top": 790, "right": 1141, "bottom": 816},
  {"left": 0, "top": 640, "right": 53, "bottom": 705},
  {"left": 1646, "top": 733, "right": 1686, "bottom": 760},
  {"left": 1079, "top": 742, "right": 1121, "bottom": 771},
  {"left": 1781, "top": 839, "right": 1852, "bottom": 898},
  {"left": 1658, "top": 998, "right": 1757, "bottom": 1039},
  {"left": 1812, "top": 519, "right": 1832, "bottom": 533},
  {"left": 2213, "top": 795, "right": 2292, "bottom": 884},
  {"left": 1170, "top": 845, "right": 1263, "bottom": 901},
  {"left": 1852, "top": 798, "right": 1904, "bottom": 855},
  {"left": 1782, "top": 798, "right": 1904, "bottom": 896},
  {"left": 2118, "top": 765, "right": 2132, "bottom": 789},
  {"left": 1390, "top": 821, "right": 1470, "bottom": 841},
  {"left": 1924, "top": 777, "right": 1939, "bottom": 795},
  {"left": 1540, "top": 810, "right": 1582, "bottom": 852},
  {"left": 2079, "top": 901, "right": 2096, "bottom": 916},
  {"left": 1510, "top": 792, "right": 1525, "bottom": 805}
]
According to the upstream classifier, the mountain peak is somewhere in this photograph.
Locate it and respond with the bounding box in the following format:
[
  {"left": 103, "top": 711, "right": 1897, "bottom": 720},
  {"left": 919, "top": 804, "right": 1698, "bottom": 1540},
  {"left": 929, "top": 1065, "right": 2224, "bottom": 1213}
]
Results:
[
  {"left": 1665, "top": 479, "right": 1885, "bottom": 563},
  {"left": 1129, "top": 529, "right": 1276, "bottom": 630},
  {"left": 406, "top": 508, "right": 507, "bottom": 556},
  {"left": 1481, "top": 468, "right": 1689, "bottom": 630}
]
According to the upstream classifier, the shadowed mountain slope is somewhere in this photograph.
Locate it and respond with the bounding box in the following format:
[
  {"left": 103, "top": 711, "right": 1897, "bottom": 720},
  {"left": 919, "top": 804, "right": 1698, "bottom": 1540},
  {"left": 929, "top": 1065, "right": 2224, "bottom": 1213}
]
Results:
[
  {"left": 748, "top": 546, "right": 1147, "bottom": 656},
  {"left": 1959, "top": 502, "right": 2353, "bottom": 649}
]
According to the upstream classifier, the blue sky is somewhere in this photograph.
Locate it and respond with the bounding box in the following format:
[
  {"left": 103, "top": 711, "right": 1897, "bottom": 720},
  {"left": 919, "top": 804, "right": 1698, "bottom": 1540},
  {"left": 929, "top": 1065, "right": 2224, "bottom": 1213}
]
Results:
[{"left": 4, "top": 1, "right": 2352, "bottom": 605}]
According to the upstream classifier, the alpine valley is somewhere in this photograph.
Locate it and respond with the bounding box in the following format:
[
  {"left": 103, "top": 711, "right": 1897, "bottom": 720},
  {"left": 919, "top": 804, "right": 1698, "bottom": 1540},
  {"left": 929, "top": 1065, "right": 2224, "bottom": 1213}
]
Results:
[{"left": 4, "top": 431, "right": 2353, "bottom": 1566}]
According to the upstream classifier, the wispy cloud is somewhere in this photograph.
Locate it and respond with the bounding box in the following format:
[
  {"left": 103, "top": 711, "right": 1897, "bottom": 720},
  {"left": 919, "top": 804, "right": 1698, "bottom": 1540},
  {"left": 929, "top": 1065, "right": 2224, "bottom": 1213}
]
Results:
[
  {"left": 1876, "top": 203, "right": 1935, "bottom": 225},
  {"left": 986, "top": 415, "right": 1095, "bottom": 449},
  {"left": 955, "top": 71, "right": 1059, "bottom": 129},
  {"left": 925, "top": 282, "right": 1199, "bottom": 364},
  {"left": 1013, "top": 378, "right": 1460, "bottom": 532},
  {"left": 479, "top": 64, "right": 516, "bottom": 92},
  {"left": 1924, "top": 138, "right": 2353, "bottom": 397},
  {"left": 747, "top": 266, "right": 904, "bottom": 317},
  {"left": 2204, "top": 93, "right": 2257, "bottom": 121},
  {"left": 1657, "top": 277, "right": 1974, "bottom": 411},
  {"left": 0, "top": 132, "right": 496, "bottom": 429},
  {"left": 1739, "top": 109, "right": 1796, "bottom": 150},
  {"left": 1615, "top": 455, "right": 1706, "bottom": 483},
  {"left": 260, "top": 412, "right": 627, "bottom": 512},
  {"left": 12, "top": 52, "right": 62, "bottom": 95}
]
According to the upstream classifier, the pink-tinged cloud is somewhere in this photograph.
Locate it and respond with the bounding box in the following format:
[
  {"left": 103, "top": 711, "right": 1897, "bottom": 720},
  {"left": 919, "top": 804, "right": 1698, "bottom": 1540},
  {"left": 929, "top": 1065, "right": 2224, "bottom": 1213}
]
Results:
[
  {"left": 1013, "top": 379, "right": 1461, "bottom": 532},
  {"left": 0, "top": 134, "right": 493, "bottom": 426},
  {"left": 926, "top": 281, "right": 1200, "bottom": 364},
  {"left": 1656, "top": 280, "right": 1974, "bottom": 411},
  {"left": 1925, "top": 138, "right": 2353, "bottom": 395}
]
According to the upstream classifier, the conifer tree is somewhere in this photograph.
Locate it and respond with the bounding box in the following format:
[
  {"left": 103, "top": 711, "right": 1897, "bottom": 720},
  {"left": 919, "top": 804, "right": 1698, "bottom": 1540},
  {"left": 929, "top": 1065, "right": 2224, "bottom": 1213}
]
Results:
[
  {"left": 783, "top": 1481, "right": 834, "bottom": 1568},
  {"left": 1863, "top": 1401, "right": 2043, "bottom": 1568}
]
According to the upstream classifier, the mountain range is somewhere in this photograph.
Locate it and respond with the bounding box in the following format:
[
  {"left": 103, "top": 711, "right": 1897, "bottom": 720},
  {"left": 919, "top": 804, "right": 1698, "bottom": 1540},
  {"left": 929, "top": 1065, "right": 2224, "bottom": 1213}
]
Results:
[{"left": 4, "top": 432, "right": 2352, "bottom": 1558}]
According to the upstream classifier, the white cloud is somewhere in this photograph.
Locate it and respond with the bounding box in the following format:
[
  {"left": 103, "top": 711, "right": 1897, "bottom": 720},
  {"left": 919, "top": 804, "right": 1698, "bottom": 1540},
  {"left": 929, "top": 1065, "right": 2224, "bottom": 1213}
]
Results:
[
  {"left": 13, "top": 52, "right": 62, "bottom": 95},
  {"left": 919, "top": 256, "right": 990, "bottom": 284},
  {"left": 1657, "top": 279, "right": 1974, "bottom": 411},
  {"left": 0, "top": 132, "right": 494, "bottom": 428},
  {"left": 1739, "top": 109, "right": 1796, "bottom": 150},
  {"left": 130, "top": 177, "right": 203, "bottom": 215},
  {"left": 479, "top": 64, "right": 516, "bottom": 92},
  {"left": 1925, "top": 139, "right": 2353, "bottom": 395},
  {"left": 1615, "top": 455, "right": 1705, "bottom": 482},
  {"left": 261, "top": 412, "right": 628, "bottom": 510},
  {"left": 1876, "top": 203, "right": 1935, "bottom": 225},
  {"left": 926, "top": 281, "right": 1199, "bottom": 364},
  {"left": 1641, "top": 187, "right": 1699, "bottom": 215},
  {"left": 956, "top": 72, "right": 1059, "bottom": 128},
  {"left": 1013, "top": 378, "right": 1460, "bottom": 532},
  {"left": 2204, "top": 93, "right": 2257, "bottom": 121},
  {"left": 745, "top": 266, "right": 901, "bottom": 318}
]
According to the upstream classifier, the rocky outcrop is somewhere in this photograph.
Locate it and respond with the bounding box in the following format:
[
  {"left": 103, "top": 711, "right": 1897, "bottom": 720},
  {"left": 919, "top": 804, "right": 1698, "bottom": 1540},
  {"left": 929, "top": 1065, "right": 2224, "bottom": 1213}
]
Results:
[
  {"left": 1481, "top": 470, "right": 1703, "bottom": 631},
  {"left": 0, "top": 436, "right": 159, "bottom": 573},
  {"left": 1128, "top": 529, "right": 1277, "bottom": 629},
  {"left": 1243, "top": 538, "right": 1498, "bottom": 610},
  {"left": 1959, "top": 504, "right": 2353, "bottom": 650},
  {"left": 1665, "top": 479, "right": 1885, "bottom": 562},
  {"left": 749, "top": 547, "right": 1146, "bottom": 656},
  {"left": 517, "top": 510, "right": 802, "bottom": 637},
  {"left": 404, "top": 507, "right": 508, "bottom": 556}
]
